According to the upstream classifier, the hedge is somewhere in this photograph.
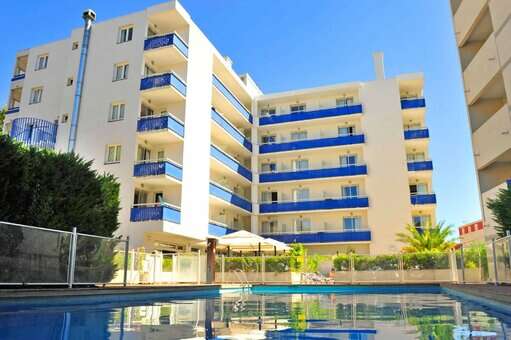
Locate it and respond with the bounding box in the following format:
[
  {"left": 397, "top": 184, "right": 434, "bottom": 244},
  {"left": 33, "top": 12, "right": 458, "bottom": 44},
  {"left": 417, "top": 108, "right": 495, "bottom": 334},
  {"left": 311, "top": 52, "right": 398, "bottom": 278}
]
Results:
[{"left": 333, "top": 252, "right": 450, "bottom": 271}]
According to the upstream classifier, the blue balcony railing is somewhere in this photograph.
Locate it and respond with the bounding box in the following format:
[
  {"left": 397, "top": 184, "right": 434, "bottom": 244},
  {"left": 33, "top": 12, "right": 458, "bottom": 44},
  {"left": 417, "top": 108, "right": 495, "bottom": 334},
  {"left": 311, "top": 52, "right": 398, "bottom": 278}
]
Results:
[
  {"left": 209, "top": 182, "right": 252, "bottom": 212},
  {"left": 401, "top": 98, "right": 426, "bottom": 109},
  {"left": 140, "top": 73, "right": 186, "bottom": 97},
  {"left": 507, "top": 179, "right": 511, "bottom": 189},
  {"left": 411, "top": 194, "right": 437, "bottom": 205},
  {"left": 133, "top": 160, "right": 183, "bottom": 181},
  {"left": 144, "top": 33, "right": 188, "bottom": 57},
  {"left": 208, "top": 222, "right": 237, "bottom": 237},
  {"left": 404, "top": 128, "right": 429, "bottom": 140},
  {"left": 407, "top": 160, "right": 433, "bottom": 171},
  {"left": 9, "top": 117, "right": 57, "bottom": 149},
  {"left": 259, "top": 104, "right": 363, "bottom": 126},
  {"left": 211, "top": 109, "right": 252, "bottom": 151},
  {"left": 130, "top": 204, "right": 181, "bottom": 224},
  {"left": 262, "top": 230, "right": 371, "bottom": 244},
  {"left": 260, "top": 197, "right": 369, "bottom": 214},
  {"left": 11, "top": 74, "right": 25, "bottom": 81},
  {"left": 6, "top": 107, "right": 20, "bottom": 114},
  {"left": 260, "top": 164, "right": 367, "bottom": 183},
  {"left": 259, "top": 134, "right": 365, "bottom": 154},
  {"left": 211, "top": 145, "right": 252, "bottom": 182},
  {"left": 137, "top": 114, "right": 184, "bottom": 137},
  {"left": 212, "top": 75, "right": 252, "bottom": 123}
]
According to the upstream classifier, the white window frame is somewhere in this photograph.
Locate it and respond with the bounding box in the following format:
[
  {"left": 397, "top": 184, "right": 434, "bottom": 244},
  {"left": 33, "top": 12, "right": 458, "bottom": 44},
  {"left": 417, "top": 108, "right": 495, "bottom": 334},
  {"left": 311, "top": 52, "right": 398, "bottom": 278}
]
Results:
[
  {"left": 340, "top": 154, "right": 358, "bottom": 167},
  {"left": 343, "top": 216, "right": 361, "bottom": 230},
  {"left": 341, "top": 185, "right": 359, "bottom": 198},
  {"left": 113, "top": 63, "right": 129, "bottom": 81},
  {"left": 336, "top": 96, "right": 354, "bottom": 107},
  {"left": 261, "top": 108, "right": 276, "bottom": 116},
  {"left": 290, "top": 104, "right": 306, "bottom": 113},
  {"left": 290, "top": 130, "right": 307, "bottom": 141},
  {"left": 261, "top": 135, "right": 276, "bottom": 144},
  {"left": 106, "top": 144, "right": 122, "bottom": 164},
  {"left": 338, "top": 125, "right": 356, "bottom": 136},
  {"left": 293, "top": 188, "right": 310, "bottom": 202},
  {"left": 292, "top": 159, "right": 309, "bottom": 171},
  {"left": 261, "top": 162, "right": 277, "bottom": 173},
  {"left": 35, "top": 54, "right": 48, "bottom": 71},
  {"left": 407, "top": 152, "right": 426, "bottom": 162},
  {"left": 29, "top": 87, "right": 43, "bottom": 104},
  {"left": 109, "top": 102, "right": 126, "bottom": 122},
  {"left": 294, "top": 218, "right": 311, "bottom": 232},
  {"left": 118, "top": 25, "right": 134, "bottom": 44}
]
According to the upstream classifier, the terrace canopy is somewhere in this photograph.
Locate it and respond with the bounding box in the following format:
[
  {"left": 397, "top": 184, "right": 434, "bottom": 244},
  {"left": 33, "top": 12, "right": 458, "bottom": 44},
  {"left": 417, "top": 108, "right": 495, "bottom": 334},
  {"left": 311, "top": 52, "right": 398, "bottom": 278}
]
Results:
[{"left": 216, "top": 230, "right": 290, "bottom": 255}]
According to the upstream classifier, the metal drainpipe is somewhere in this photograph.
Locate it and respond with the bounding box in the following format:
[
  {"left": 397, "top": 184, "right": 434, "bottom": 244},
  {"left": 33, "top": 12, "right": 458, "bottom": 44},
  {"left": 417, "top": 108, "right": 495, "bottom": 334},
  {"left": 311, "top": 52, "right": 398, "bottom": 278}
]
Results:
[{"left": 68, "top": 9, "right": 96, "bottom": 153}]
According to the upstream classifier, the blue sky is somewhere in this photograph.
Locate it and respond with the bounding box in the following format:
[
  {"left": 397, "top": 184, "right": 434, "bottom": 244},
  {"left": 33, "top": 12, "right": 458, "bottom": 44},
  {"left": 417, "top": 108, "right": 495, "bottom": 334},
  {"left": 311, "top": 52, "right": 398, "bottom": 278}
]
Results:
[{"left": 0, "top": 0, "right": 481, "bottom": 229}]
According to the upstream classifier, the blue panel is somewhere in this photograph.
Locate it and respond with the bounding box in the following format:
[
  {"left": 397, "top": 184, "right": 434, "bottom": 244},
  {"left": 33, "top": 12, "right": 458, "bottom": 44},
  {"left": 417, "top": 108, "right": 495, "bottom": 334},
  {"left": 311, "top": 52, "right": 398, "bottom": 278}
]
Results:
[
  {"left": 144, "top": 33, "right": 188, "bottom": 57},
  {"left": 209, "top": 182, "right": 252, "bottom": 212},
  {"left": 411, "top": 194, "right": 437, "bottom": 205},
  {"left": 262, "top": 230, "right": 371, "bottom": 244},
  {"left": 210, "top": 145, "right": 252, "bottom": 181},
  {"left": 9, "top": 117, "right": 58, "bottom": 149},
  {"left": 507, "top": 179, "right": 511, "bottom": 189},
  {"left": 208, "top": 222, "right": 237, "bottom": 237},
  {"left": 260, "top": 197, "right": 369, "bottom": 213},
  {"left": 212, "top": 75, "right": 252, "bottom": 123},
  {"left": 11, "top": 74, "right": 25, "bottom": 81},
  {"left": 137, "top": 115, "right": 184, "bottom": 137},
  {"left": 140, "top": 73, "right": 187, "bottom": 96},
  {"left": 6, "top": 107, "right": 20, "bottom": 114},
  {"left": 260, "top": 165, "right": 367, "bottom": 183},
  {"left": 404, "top": 128, "right": 429, "bottom": 140},
  {"left": 401, "top": 98, "right": 426, "bottom": 109},
  {"left": 259, "top": 134, "right": 364, "bottom": 154},
  {"left": 407, "top": 161, "right": 433, "bottom": 171},
  {"left": 211, "top": 109, "right": 252, "bottom": 151},
  {"left": 133, "top": 161, "right": 182, "bottom": 181},
  {"left": 130, "top": 205, "right": 181, "bottom": 223},
  {"left": 259, "top": 104, "right": 363, "bottom": 125}
]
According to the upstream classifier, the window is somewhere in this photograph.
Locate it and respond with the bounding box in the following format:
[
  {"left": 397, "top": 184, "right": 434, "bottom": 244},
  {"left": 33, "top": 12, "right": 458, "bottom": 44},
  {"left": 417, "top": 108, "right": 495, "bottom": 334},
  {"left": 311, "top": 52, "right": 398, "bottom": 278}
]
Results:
[
  {"left": 35, "top": 54, "right": 48, "bottom": 71},
  {"left": 113, "top": 63, "right": 129, "bottom": 81},
  {"left": 134, "top": 189, "right": 148, "bottom": 204},
  {"left": 106, "top": 145, "right": 122, "bottom": 163},
  {"left": 290, "top": 104, "right": 306, "bottom": 113},
  {"left": 118, "top": 26, "right": 134, "bottom": 43},
  {"left": 261, "top": 191, "right": 278, "bottom": 203},
  {"left": 261, "top": 108, "right": 276, "bottom": 116},
  {"left": 413, "top": 215, "right": 431, "bottom": 228},
  {"left": 336, "top": 97, "right": 354, "bottom": 107},
  {"left": 144, "top": 64, "right": 156, "bottom": 77},
  {"left": 67, "top": 77, "right": 74, "bottom": 86},
  {"left": 137, "top": 146, "right": 151, "bottom": 161},
  {"left": 407, "top": 152, "right": 426, "bottom": 162},
  {"left": 340, "top": 155, "right": 357, "bottom": 167},
  {"left": 342, "top": 185, "right": 359, "bottom": 198},
  {"left": 157, "top": 150, "right": 165, "bottom": 160},
  {"left": 29, "top": 87, "right": 43, "bottom": 104},
  {"left": 291, "top": 131, "right": 307, "bottom": 141},
  {"left": 262, "top": 135, "right": 276, "bottom": 144},
  {"left": 109, "top": 102, "right": 126, "bottom": 121},
  {"left": 338, "top": 126, "right": 356, "bottom": 136},
  {"left": 72, "top": 41, "right": 79, "bottom": 50},
  {"left": 140, "top": 104, "right": 154, "bottom": 117},
  {"left": 262, "top": 221, "right": 278, "bottom": 233},
  {"left": 410, "top": 183, "right": 428, "bottom": 195},
  {"left": 293, "top": 188, "right": 310, "bottom": 202},
  {"left": 343, "top": 216, "right": 361, "bottom": 230},
  {"left": 155, "top": 192, "right": 164, "bottom": 203},
  {"left": 292, "top": 159, "right": 309, "bottom": 171},
  {"left": 294, "top": 218, "right": 311, "bottom": 232},
  {"left": 261, "top": 163, "right": 277, "bottom": 173}
]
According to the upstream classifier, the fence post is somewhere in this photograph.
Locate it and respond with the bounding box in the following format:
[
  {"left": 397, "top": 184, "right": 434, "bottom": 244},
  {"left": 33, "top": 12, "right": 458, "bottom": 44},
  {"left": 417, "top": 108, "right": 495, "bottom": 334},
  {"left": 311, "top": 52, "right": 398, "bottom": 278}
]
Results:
[
  {"left": 68, "top": 227, "right": 78, "bottom": 288},
  {"left": 350, "top": 255, "right": 354, "bottom": 284},
  {"left": 221, "top": 254, "right": 225, "bottom": 283},
  {"left": 399, "top": 254, "right": 404, "bottom": 283},
  {"left": 123, "top": 236, "right": 130, "bottom": 287},
  {"left": 261, "top": 253, "right": 265, "bottom": 284},
  {"left": 450, "top": 250, "right": 458, "bottom": 283},
  {"left": 197, "top": 250, "right": 201, "bottom": 284},
  {"left": 459, "top": 245, "right": 465, "bottom": 284},
  {"left": 492, "top": 239, "right": 499, "bottom": 285}
]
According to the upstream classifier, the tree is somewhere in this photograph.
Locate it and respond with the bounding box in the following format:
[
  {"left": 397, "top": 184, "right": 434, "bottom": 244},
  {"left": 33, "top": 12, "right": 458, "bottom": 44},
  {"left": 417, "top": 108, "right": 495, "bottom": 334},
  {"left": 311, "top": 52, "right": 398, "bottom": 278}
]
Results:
[
  {"left": 396, "top": 222, "right": 455, "bottom": 253},
  {"left": 0, "top": 107, "right": 5, "bottom": 134},
  {"left": 486, "top": 187, "right": 511, "bottom": 237}
]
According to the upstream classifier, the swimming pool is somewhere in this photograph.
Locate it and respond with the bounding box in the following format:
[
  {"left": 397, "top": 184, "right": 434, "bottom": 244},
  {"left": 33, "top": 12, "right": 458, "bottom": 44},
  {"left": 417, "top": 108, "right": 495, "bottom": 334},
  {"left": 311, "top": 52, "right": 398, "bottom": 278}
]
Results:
[{"left": 0, "top": 285, "right": 509, "bottom": 339}]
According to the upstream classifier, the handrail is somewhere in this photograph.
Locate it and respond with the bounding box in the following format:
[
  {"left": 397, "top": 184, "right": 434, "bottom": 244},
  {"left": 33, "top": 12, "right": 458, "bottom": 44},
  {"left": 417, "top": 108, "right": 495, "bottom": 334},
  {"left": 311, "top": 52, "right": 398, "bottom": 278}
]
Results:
[
  {"left": 132, "top": 202, "right": 181, "bottom": 211},
  {"left": 210, "top": 181, "right": 251, "bottom": 201},
  {"left": 134, "top": 158, "right": 183, "bottom": 169},
  {"left": 259, "top": 103, "right": 362, "bottom": 118},
  {"left": 138, "top": 112, "right": 185, "bottom": 126},
  {"left": 259, "top": 195, "right": 368, "bottom": 204},
  {"left": 259, "top": 163, "right": 366, "bottom": 174},
  {"left": 259, "top": 133, "right": 363, "bottom": 145},
  {"left": 145, "top": 31, "right": 188, "bottom": 47}
]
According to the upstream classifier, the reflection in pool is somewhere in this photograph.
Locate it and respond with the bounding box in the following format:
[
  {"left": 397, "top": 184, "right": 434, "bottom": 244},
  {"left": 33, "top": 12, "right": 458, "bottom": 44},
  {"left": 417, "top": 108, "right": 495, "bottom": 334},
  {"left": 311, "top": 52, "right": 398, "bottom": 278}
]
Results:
[{"left": 0, "top": 290, "right": 510, "bottom": 339}]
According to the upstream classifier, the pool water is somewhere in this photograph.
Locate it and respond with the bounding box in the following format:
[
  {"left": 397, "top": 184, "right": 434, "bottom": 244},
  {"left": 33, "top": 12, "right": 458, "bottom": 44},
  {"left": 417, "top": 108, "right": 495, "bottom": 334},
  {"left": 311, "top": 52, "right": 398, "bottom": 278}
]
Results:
[{"left": 0, "top": 286, "right": 510, "bottom": 339}]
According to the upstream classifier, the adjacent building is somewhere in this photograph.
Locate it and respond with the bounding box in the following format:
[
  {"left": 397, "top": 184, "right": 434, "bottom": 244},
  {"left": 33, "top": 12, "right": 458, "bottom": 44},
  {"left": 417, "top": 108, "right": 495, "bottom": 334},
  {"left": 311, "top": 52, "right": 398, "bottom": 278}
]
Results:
[
  {"left": 4, "top": 0, "right": 436, "bottom": 255},
  {"left": 450, "top": 0, "right": 511, "bottom": 239},
  {"left": 458, "top": 220, "right": 485, "bottom": 244}
]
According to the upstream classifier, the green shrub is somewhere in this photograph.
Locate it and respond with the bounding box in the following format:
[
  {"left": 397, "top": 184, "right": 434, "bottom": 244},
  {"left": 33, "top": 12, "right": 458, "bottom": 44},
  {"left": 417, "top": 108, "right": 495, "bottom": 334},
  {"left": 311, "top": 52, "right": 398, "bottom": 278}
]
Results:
[
  {"left": 354, "top": 255, "right": 399, "bottom": 271},
  {"left": 403, "top": 252, "right": 449, "bottom": 270},
  {"left": 162, "top": 256, "right": 173, "bottom": 272},
  {"left": 333, "top": 254, "right": 351, "bottom": 271},
  {"left": 265, "top": 256, "right": 291, "bottom": 272}
]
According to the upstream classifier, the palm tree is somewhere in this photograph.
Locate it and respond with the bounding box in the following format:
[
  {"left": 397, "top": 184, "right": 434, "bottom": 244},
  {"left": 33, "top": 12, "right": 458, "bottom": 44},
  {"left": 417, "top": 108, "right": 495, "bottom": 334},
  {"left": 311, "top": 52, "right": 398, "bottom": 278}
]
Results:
[{"left": 396, "top": 222, "right": 455, "bottom": 253}]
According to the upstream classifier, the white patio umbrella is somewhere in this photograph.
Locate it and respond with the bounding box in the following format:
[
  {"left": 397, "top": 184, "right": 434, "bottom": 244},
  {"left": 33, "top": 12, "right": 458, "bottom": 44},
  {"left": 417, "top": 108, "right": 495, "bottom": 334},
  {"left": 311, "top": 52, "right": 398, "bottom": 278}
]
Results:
[{"left": 217, "top": 230, "right": 288, "bottom": 254}]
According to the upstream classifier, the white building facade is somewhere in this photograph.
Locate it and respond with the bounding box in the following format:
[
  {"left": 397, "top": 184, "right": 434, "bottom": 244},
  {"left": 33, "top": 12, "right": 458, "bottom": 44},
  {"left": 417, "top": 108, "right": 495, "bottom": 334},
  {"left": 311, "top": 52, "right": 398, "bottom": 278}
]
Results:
[{"left": 4, "top": 1, "right": 436, "bottom": 255}]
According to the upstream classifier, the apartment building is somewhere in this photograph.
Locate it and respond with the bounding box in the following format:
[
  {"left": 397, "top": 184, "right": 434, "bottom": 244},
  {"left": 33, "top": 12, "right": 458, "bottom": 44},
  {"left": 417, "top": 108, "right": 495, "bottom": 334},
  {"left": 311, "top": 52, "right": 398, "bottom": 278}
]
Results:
[
  {"left": 450, "top": 0, "right": 511, "bottom": 240},
  {"left": 4, "top": 1, "right": 436, "bottom": 255}
]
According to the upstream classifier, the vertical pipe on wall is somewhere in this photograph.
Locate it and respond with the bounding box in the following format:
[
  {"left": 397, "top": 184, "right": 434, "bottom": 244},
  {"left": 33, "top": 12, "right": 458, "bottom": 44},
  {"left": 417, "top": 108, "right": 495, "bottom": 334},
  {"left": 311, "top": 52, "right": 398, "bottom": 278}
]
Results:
[{"left": 68, "top": 9, "right": 96, "bottom": 153}]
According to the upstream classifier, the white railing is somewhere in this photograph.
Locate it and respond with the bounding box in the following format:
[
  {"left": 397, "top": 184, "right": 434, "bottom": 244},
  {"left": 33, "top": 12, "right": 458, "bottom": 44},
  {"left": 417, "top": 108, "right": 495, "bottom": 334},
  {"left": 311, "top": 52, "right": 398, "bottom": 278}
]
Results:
[
  {"left": 132, "top": 201, "right": 182, "bottom": 211},
  {"left": 138, "top": 111, "right": 185, "bottom": 125},
  {"left": 134, "top": 158, "right": 183, "bottom": 168}
]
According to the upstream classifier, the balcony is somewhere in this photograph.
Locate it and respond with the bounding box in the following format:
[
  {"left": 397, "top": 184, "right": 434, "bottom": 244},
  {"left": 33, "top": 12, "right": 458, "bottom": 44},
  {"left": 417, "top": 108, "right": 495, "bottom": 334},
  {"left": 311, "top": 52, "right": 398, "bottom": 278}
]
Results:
[
  {"left": 11, "top": 73, "right": 25, "bottom": 82},
  {"left": 407, "top": 160, "right": 433, "bottom": 172},
  {"left": 259, "top": 196, "right": 369, "bottom": 214},
  {"left": 259, "top": 104, "right": 363, "bottom": 126},
  {"left": 211, "top": 145, "right": 252, "bottom": 182},
  {"left": 261, "top": 229, "right": 371, "bottom": 244},
  {"left": 6, "top": 107, "right": 20, "bottom": 114},
  {"left": 209, "top": 182, "right": 252, "bottom": 213},
  {"left": 130, "top": 203, "right": 181, "bottom": 224},
  {"left": 212, "top": 74, "right": 252, "bottom": 124},
  {"left": 208, "top": 221, "right": 237, "bottom": 237},
  {"left": 9, "top": 117, "right": 57, "bottom": 149},
  {"left": 411, "top": 193, "right": 437, "bottom": 205},
  {"left": 133, "top": 160, "right": 182, "bottom": 185},
  {"left": 259, "top": 164, "right": 367, "bottom": 183},
  {"left": 144, "top": 33, "right": 188, "bottom": 57},
  {"left": 211, "top": 109, "right": 252, "bottom": 152},
  {"left": 140, "top": 73, "right": 186, "bottom": 105},
  {"left": 137, "top": 114, "right": 184, "bottom": 145},
  {"left": 401, "top": 98, "right": 426, "bottom": 110},
  {"left": 259, "top": 134, "right": 364, "bottom": 154},
  {"left": 404, "top": 128, "right": 429, "bottom": 140}
]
